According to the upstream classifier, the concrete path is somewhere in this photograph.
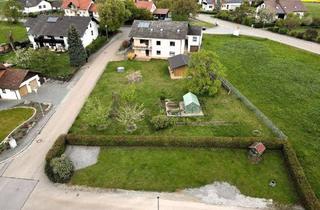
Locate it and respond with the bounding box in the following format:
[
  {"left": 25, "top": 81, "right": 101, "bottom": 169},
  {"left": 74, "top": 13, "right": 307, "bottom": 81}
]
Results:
[
  {"left": 197, "top": 14, "right": 320, "bottom": 55},
  {"left": 0, "top": 27, "right": 259, "bottom": 210}
]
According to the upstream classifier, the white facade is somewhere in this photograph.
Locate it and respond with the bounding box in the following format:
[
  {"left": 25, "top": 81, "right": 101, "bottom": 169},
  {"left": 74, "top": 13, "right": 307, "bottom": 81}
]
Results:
[
  {"left": 221, "top": 2, "right": 242, "bottom": 11},
  {"left": 256, "top": 2, "right": 305, "bottom": 19},
  {"left": 27, "top": 20, "right": 99, "bottom": 50},
  {"left": 0, "top": 75, "right": 41, "bottom": 100},
  {"left": 202, "top": 3, "right": 215, "bottom": 11},
  {"left": 64, "top": 7, "right": 99, "bottom": 20},
  {"left": 22, "top": 0, "right": 53, "bottom": 13},
  {"left": 187, "top": 34, "right": 203, "bottom": 52}
]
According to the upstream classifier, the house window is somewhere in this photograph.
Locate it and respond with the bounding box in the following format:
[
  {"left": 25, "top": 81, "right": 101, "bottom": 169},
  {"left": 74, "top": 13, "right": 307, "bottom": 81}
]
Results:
[
  {"left": 39, "top": 5, "right": 42, "bottom": 9},
  {"left": 2, "top": 89, "right": 6, "bottom": 94},
  {"left": 156, "top": 41, "right": 161, "bottom": 46},
  {"left": 91, "top": 31, "right": 93, "bottom": 36},
  {"left": 90, "top": 23, "right": 92, "bottom": 28},
  {"left": 192, "top": 36, "right": 197, "bottom": 42},
  {"left": 209, "top": 5, "right": 212, "bottom": 8},
  {"left": 43, "top": 5, "right": 46, "bottom": 8},
  {"left": 170, "top": 41, "right": 175, "bottom": 46},
  {"left": 156, "top": 50, "right": 161, "bottom": 55},
  {"left": 169, "top": 51, "right": 175, "bottom": 56}
]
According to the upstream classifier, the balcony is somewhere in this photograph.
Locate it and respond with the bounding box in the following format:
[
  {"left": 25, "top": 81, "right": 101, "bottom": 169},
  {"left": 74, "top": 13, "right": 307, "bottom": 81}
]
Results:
[{"left": 132, "top": 44, "right": 152, "bottom": 50}]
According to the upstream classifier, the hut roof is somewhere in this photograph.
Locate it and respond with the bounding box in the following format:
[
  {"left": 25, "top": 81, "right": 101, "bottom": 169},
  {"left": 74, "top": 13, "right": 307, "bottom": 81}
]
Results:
[
  {"left": 249, "top": 142, "right": 266, "bottom": 154},
  {"left": 183, "top": 92, "right": 200, "bottom": 106}
]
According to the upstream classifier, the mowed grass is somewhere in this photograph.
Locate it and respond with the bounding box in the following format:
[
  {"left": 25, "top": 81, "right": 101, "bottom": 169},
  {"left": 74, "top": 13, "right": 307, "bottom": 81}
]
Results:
[
  {"left": 189, "top": 18, "right": 215, "bottom": 28},
  {"left": 304, "top": 2, "right": 320, "bottom": 17},
  {"left": 203, "top": 35, "right": 320, "bottom": 198},
  {"left": 0, "top": 22, "right": 27, "bottom": 44},
  {"left": 70, "top": 60, "right": 273, "bottom": 137},
  {"left": 71, "top": 147, "right": 298, "bottom": 204},
  {"left": 0, "top": 108, "right": 34, "bottom": 141}
]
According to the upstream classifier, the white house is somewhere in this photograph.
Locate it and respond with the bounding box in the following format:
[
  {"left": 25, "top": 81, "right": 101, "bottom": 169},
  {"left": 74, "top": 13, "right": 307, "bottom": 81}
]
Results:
[
  {"left": 221, "top": 0, "right": 243, "bottom": 11},
  {"left": 256, "top": 0, "right": 307, "bottom": 19},
  {"left": 62, "top": 0, "right": 99, "bottom": 21},
  {"left": 18, "top": 0, "right": 61, "bottom": 14},
  {"left": 0, "top": 65, "right": 41, "bottom": 100},
  {"left": 25, "top": 15, "right": 99, "bottom": 50},
  {"left": 129, "top": 20, "right": 203, "bottom": 59},
  {"left": 201, "top": 0, "right": 215, "bottom": 11}
]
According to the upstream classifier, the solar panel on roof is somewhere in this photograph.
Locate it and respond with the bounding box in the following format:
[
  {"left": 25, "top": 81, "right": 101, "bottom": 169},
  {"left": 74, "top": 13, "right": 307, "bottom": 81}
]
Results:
[
  {"left": 47, "top": 17, "right": 59, "bottom": 23},
  {"left": 138, "top": 22, "right": 150, "bottom": 28}
]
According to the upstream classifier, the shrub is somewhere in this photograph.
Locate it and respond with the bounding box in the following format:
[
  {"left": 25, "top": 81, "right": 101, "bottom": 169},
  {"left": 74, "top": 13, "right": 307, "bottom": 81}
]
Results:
[
  {"left": 295, "top": 32, "right": 304, "bottom": 39},
  {"left": 242, "top": 16, "right": 255, "bottom": 26},
  {"left": 301, "top": 16, "right": 313, "bottom": 26},
  {"left": 317, "top": 36, "right": 320, "bottom": 43},
  {"left": 253, "top": 22, "right": 263, "bottom": 28},
  {"left": 283, "top": 14, "right": 300, "bottom": 30},
  {"left": 278, "top": 27, "right": 289, "bottom": 34},
  {"left": 50, "top": 154, "right": 74, "bottom": 183},
  {"left": 271, "top": 27, "right": 279, "bottom": 32},
  {"left": 288, "top": 31, "right": 297, "bottom": 37},
  {"left": 127, "top": 52, "right": 136, "bottom": 60},
  {"left": 216, "top": 10, "right": 230, "bottom": 20},
  {"left": 150, "top": 115, "right": 173, "bottom": 130},
  {"left": 282, "top": 142, "right": 320, "bottom": 210},
  {"left": 311, "top": 17, "right": 320, "bottom": 27},
  {"left": 86, "top": 36, "right": 108, "bottom": 56},
  {"left": 45, "top": 135, "right": 67, "bottom": 182},
  {"left": 303, "top": 29, "right": 318, "bottom": 41},
  {"left": 275, "top": 19, "right": 285, "bottom": 28},
  {"left": 120, "top": 40, "right": 130, "bottom": 51}
]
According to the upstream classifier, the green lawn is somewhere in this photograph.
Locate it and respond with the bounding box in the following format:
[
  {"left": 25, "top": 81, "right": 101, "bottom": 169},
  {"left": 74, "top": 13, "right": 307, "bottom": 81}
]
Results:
[
  {"left": 304, "top": 2, "right": 320, "bottom": 17},
  {"left": 0, "top": 0, "right": 6, "bottom": 16},
  {"left": 71, "top": 147, "right": 298, "bottom": 204},
  {"left": 203, "top": 35, "right": 320, "bottom": 198},
  {"left": 0, "top": 108, "right": 34, "bottom": 141},
  {"left": 189, "top": 18, "right": 215, "bottom": 28},
  {"left": 0, "top": 21, "right": 27, "bottom": 44},
  {"left": 70, "top": 60, "right": 273, "bottom": 137}
]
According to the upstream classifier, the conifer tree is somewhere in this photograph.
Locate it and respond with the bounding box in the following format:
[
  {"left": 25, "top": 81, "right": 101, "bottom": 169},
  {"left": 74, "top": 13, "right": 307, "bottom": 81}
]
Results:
[{"left": 67, "top": 25, "right": 87, "bottom": 67}]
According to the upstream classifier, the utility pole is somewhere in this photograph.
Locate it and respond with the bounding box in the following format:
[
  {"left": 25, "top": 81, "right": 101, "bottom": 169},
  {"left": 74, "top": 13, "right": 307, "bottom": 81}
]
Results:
[{"left": 157, "top": 196, "right": 159, "bottom": 210}]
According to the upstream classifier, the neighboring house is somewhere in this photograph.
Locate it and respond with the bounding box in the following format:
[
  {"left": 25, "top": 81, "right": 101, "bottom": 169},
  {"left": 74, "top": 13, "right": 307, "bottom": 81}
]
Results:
[
  {"left": 134, "top": 0, "right": 157, "bottom": 13},
  {"left": 129, "top": 20, "right": 203, "bottom": 59},
  {"left": 61, "top": 0, "right": 99, "bottom": 21},
  {"left": 221, "top": 0, "right": 243, "bottom": 11},
  {"left": 168, "top": 54, "right": 189, "bottom": 79},
  {"left": 201, "top": 0, "right": 215, "bottom": 11},
  {"left": 153, "top": 9, "right": 170, "bottom": 20},
  {"left": 25, "top": 15, "right": 99, "bottom": 50},
  {"left": 0, "top": 64, "right": 41, "bottom": 100},
  {"left": 256, "top": 0, "right": 307, "bottom": 19},
  {"left": 18, "top": 0, "right": 61, "bottom": 14}
]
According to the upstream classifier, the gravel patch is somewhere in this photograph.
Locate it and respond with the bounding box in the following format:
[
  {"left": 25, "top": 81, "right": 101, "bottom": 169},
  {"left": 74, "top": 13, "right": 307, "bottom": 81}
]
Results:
[
  {"left": 183, "top": 182, "right": 272, "bottom": 209},
  {"left": 65, "top": 146, "right": 100, "bottom": 170}
]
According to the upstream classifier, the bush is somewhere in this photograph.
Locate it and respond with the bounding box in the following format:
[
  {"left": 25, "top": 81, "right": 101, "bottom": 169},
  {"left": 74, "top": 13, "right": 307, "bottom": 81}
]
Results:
[
  {"left": 150, "top": 115, "right": 173, "bottom": 130},
  {"left": 242, "top": 16, "right": 255, "bottom": 26},
  {"left": 50, "top": 154, "right": 74, "bottom": 183},
  {"left": 86, "top": 36, "right": 108, "bottom": 56},
  {"left": 120, "top": 40, "right": 130, "bottom": 51},
  {"left": 253, "top": 22, "right": 263, "bottom": 28},
  {"left": 45, "top": 135, "right": 67, "bottom": 182},
  {"left": 278, "top": 27, "right": 289, "bottom": 34},
  {"left": 283, "top": 14, "right": 301, "bottom": 29},
  {"left": 317, "top": 36, "right": 320, "bottom": 43},
  {"left": 270, "top": 27, "right": 279, "bottom": 33},
  {"left": 288, "top": 31, "right": 297, "bottom": 37},
  {"left": 301, "top": 16, "right": 313, "bottom": 26},
  {"left": 216, "top": 11, "right": 230, "bottom": 20},
  {"left": 311, "top": 17, "right": 320, "bottom": 27},
  {"left": 282, "top": 142, "right": 320, "bottom": 210},
  {"left": 295, "top": 32, "right": 304, "bottom": 39},
  {"left": 303, "top": 29, "right": 318, "bottom": 41}
]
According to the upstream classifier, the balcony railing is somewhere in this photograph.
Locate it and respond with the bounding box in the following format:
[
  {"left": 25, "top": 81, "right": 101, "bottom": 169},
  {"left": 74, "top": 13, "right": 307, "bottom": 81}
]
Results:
[{"left": 132, "top": 44, "right": 152, "bottom": 50}]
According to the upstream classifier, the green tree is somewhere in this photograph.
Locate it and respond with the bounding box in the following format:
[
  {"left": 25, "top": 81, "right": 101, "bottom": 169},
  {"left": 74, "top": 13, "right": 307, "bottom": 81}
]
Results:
[
  {"left": 257, "top": 8, "right": 274, "bottom": 27},
  {"left": 83, "top": 97, "right": 111, "bottom": 130},
  {"left": 3, "top": 0, "right": 23, "bottom": 23},
  {"left": 233, "top": 0, "right": 255, "bottom": 23},
  {"left": 98, "top": 0, "right": 130, "bottom": 32},
  {"left": 216, "top": 0, "right": 221, "bottom": 11},
  {"left": 67, "top": 25, "right": 87, "bottom": 67},
  {"left": 283, "top": 14, "right": 301, "bottom": 29},
  {"left": 125, "top": 0, "right": 153, "bottom": 23},
  {"left": 187, "top": 50, "right": 226, "bottom": 96},
  {"left": 171, "top": 0, "right": 198, "bottom": 21}
]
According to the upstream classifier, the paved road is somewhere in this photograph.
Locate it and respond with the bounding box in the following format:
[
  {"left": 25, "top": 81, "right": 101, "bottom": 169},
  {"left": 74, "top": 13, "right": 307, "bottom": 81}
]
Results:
[
  {"left": 0, "top": 27, "right": 255, "bottom": 210},
  {"left": 197, "top": 14, "right": 320, "bottom": 55}
]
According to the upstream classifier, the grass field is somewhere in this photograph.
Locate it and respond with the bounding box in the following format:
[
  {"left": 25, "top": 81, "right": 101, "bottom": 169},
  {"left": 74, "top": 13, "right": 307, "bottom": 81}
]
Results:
[
  {"left": 0, "top": 108, "right": 34, "bottom": 141},
  {"left": 304, "top": 2, "right": 320, "bottom": 17},
  {"left": 190, "top": 18, "right": 215, "bottom": 28},
  {"left": 71, "top": 147, "right": 298, "bottom": 204},
  {"left": 203, "top": 35, "right": 320, "bottom": 198},
  {"left": 70, "top": 60, "right": 273, "bottom": 137},
  {"left": 0, "top": 22, "right": 27, "bottom": 44}
]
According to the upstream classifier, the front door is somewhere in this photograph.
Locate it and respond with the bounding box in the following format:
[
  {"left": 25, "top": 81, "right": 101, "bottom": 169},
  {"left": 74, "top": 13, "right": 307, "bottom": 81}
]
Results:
[{"left": 146, "top": 50, "right": 149, "bottom": 56}]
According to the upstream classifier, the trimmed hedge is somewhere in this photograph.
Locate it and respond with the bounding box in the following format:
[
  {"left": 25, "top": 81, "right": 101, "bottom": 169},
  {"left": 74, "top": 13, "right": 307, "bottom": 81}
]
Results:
[
  {"left": 282, "top": 142, "right": 320, "bottom": 210},
  {"left": 65, "top": 134, "right": 282, "bottom": 149},
  {"left": 45, "top": 134, "right": 320, "bottom": 209},
  {"left": 85, "top": 36, "right": 108, "bottom": 56},
  {"left": 45, "top": 134, "right": 67, "bottom": 182}
]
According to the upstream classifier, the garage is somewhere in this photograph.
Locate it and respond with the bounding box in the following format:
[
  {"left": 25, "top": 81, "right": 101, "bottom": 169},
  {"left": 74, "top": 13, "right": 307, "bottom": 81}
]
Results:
[{"left": 19, "top": 85, "right": 29, "bottom": 97}]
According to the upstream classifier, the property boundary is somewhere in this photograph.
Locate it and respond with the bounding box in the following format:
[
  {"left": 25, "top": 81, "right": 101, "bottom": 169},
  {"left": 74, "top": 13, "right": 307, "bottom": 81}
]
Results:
[{"left": 221, "top": 79, "right": 288, "bottom": 140}]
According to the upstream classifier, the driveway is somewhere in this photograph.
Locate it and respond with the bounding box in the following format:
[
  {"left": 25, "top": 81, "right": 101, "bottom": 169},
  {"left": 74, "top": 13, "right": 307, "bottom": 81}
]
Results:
[
  {"left": 197, "top": 14, "right": 320, "bottom": 55},
  {"left": 0, "top": 27, "right": 258, "bottom": 210}
]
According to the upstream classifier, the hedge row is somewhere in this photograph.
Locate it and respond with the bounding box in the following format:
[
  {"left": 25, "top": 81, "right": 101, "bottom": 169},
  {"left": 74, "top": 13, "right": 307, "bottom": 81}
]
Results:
[
  {"left": 45, "top": 134, "right": 320, "bottom": 209},
  {"left": 65, "top": 134, "right": 282, "bottom": 149},
  {"left": 268, "top": 27, "right": 320, "bottom": 43},
  {"left": 282, "top": 142, "right": 320, "bottom": 210},
  {"left": 45, "top": 134, "right": 67, "bottom": 182},
  {"left": 85, "top": 36, "right": 108, "bottom": 56}
]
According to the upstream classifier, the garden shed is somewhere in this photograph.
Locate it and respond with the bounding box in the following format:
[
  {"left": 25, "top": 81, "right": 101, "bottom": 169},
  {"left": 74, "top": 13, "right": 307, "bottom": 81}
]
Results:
[{"left": 183, "top": 92, "right": 201, "bottom": 114}]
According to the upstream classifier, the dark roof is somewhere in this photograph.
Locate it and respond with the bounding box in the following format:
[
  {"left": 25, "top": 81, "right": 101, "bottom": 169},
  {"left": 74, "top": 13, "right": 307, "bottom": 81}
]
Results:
[
  {"left": 0, "top": 69, "right": 29, "bottom": 90},
  {"left": 18, "top": 0, "right": 42, "bottom": 7},
  {"left": 129, "top": 20, "right": 189, "bottom": 40},
  {"left": 263, "top": 0, "right": 306, "bottom": 14},
  {"left": 223, "top": 0, "right": 243, "bottom": 3},
  {"left": 168, "top": 54, "right": 189, "bottom": 70},
  {"left": 25, "top": 15, "right": 91, "bottom": 37},
  {"left": 188, "top": 25, "right": 202, "bottom": 36},
  {"left": 51, "top": 0, "right": 61, "bottom": 7}
]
